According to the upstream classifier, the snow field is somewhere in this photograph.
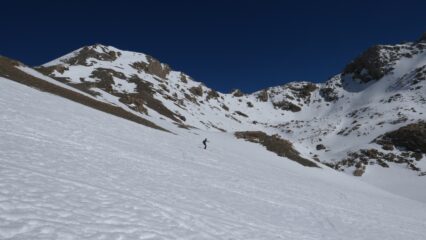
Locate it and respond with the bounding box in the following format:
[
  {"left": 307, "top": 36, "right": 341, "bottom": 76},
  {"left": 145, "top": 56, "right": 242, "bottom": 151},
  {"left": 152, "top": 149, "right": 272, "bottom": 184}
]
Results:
[{"left": 1, "top": 78, "right": 426, "bottom": 239}]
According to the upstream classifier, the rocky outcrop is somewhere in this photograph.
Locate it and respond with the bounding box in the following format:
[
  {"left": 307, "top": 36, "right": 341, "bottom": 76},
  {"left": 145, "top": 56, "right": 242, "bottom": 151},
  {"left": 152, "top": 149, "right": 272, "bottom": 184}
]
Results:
[
  {"left": 316, "top": 144, "right": 326, "bottom": 151},
  {"left": 35, "top": 64, "right": 69, "bottom": 75},
  {"left": 235, "top": 131, "right": 319, "bottom": 168},
  {"left": 343, "top": 42, "right": 426, "bottom": 83},
  {"left": 234, "top": 111, "right": 248, "bottom": 118},
  {"left": 89, "top": 68, "right": 127, "bottom": 93},
  {"left": 353, "top": 163, "right": 366, "bottom": 176},
  {"left": 232, "top": 89, "right": 244, "bottom": 97},
  {"left": 343, "top": 45, "right": 393, "bottom": 83},
  {"left": 272, "top": 100, "right": 301, "bottom": 112},
  {"left": 189, "top": 85, "right": 203, "bottom": 97},
  {"left": 65, "top": 45, "right": 119, "bottom": 66},
  {"left": 256, "top": 89, "right": 268, "bottom": 102},
  {"left": 319, "top": 87, "right": 338, "bottom": 102},
  {"left": 375, "top": 122, "right": 426, "bottom": 153},
  {"left": 131, "top": 56, "right": 171, "bottom": 79},
  {"left": 206, "top": 89, "right": 220, "bottom": 100},
  {"left": 325, "top": 148, "right": 422, "bottom": 174},
  {"left": 288, "top": 83, "right": 317, "bottom": 101}
]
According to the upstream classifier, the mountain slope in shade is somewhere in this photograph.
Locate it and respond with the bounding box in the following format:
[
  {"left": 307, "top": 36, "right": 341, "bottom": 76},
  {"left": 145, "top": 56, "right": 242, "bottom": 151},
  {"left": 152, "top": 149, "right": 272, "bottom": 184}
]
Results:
[{"left": 1, "top": 77, "right": 426, "bottom": 239}]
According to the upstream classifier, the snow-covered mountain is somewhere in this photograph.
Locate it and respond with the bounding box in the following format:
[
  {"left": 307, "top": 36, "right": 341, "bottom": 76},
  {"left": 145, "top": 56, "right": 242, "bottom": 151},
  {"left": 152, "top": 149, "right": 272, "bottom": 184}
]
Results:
[
  {"left": 1, "top": 33, "right": 426, "bottom": 239},
  {"left": 30, "top": 36, "right": 426, "bottom": 189}
]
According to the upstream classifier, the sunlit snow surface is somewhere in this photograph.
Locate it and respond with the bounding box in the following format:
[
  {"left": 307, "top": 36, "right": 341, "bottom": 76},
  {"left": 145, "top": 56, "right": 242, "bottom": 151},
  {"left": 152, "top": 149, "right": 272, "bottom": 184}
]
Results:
[{"left": 1, "top": 78, "right": 426, "bottom": 239}]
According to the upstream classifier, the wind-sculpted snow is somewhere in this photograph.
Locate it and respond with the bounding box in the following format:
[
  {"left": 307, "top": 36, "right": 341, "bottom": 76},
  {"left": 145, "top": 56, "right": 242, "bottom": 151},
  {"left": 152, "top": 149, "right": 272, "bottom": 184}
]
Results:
[{"left": 1, "top": 77, "right": 426, "bottom": 239}]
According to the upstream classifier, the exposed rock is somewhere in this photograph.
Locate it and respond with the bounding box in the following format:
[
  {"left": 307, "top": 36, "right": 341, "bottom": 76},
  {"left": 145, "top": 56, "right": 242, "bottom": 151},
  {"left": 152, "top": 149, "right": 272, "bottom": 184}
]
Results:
[
  {"left": 234, "top": 131, "right": 319, "bottom": 168},
  {"left": 180, "top": 73, "right": 188, "bottom": 83},
  {"left": 319, "top": 87, "right": 338, "bottom": 102},
  {"left": 130, "top": 56, "right": 171, "bottom": 79},
  {"left": 382, "top": 144, "right": 394, "bottom": 151},
  {"left": 206, "top": 89, "right": 220, "bottom": 100},
  {"left": 158, "top": 83, "right": 170, "bottom": 93},
  {"left": 65, "top": 45, "right": 119, "bottom": 66},
  {"left": 121, "top": 76, "right": 183, "bottom": 123},
  {"left": 316, "top": 144, "right": 326, "bottom": 151},
  {"left": 234, "top": 111, "right": 248, "bottom": 118},
  {"left": 328, "top": 145, "right": 424, "bottom": 175},
  {"left": 35, "top": 64, "right": 69, "bottom": 75},
  {"left": 184, "top": 93, "right": 197, "bottom": 103},
  {"left": 378, "top": 122, "right": 426, "bottom": 153},
  {"left": 272, "top": 100, "right": 301, "bottom": 112},
  {"left": 377, "top": 159, "right": 389, "bottom": 168},
  {"left": 404, "top": 65, "right": 426, "bottom": 87},
  {"left": 189, "top": 85, "right": 203, "bottom": 97},
  {"left": 411, "top": 152, "right": 423, "bottom": 161},
  {"left": 256, "top": 89, "right": 268, "bottom": 102},
  {"left": 288, "top": 83, "right": 317, "bottom": 100},
  {"left": 362, "top": 149, "right": 379, "bottom": 159},
  {"left": 119, "top": 95, "right": 148, "bottom": 114},
  {"left": 89, "top": 68, "right": 127, "bottom": 93},
  {"left": 353, "top": 168, "right": 365, "bottom": 176},
  {"left": 343, "top": 45, "right": 395, "bottom": 83},
  {"left": 232, "top": 89, "right": 244, "bottom": 97},
  {"left": 221, "top": 104, "right": 229, "bottom": 111}
]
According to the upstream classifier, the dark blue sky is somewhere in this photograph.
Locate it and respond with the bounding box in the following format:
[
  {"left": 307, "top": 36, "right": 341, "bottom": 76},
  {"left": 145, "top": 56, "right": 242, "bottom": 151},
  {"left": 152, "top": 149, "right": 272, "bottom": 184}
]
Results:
[{"left": 1, "top": 0, "right": 425, "bottom": 92}]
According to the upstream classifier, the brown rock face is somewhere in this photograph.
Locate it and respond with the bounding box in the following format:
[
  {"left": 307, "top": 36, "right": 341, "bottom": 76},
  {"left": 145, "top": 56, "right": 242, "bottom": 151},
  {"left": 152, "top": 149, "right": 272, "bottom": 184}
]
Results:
[
  {"left": 353, "top": 168, "right": 365, "bottom": 176},
  {"left": 272, "top": 100, "right": 301, "bottom": 112},
  {"left": 180, "top": 73, "right": 188, "bottom": 83},
  {"left": 65, "top": 45, "right": 119, "bottom": 66},
  {"left": 381, "top": 122, "right": 426, "bottom": 153},
  {"left": 235, "top": 131, "right": 319, "bottom": 168},
  {"left": 319, "top": 87, "right": 339, "bottom": 102},
  {"left": 289, "top": 83, "right": 317, "bottom": 100},
  {"left": 257, "top": 90, "right": 268, "bottom": 102},
  {"left": 131, "top": 56, "right": 171, "bottom": 79},
  {"left": 206, "top": 89, "right": 220, "bottom": 100},
  {"left": 89, "top": 68, "right": 127, "bottom": 93},
  {"left": 382, "top": 144, "right": 394, "bottom": 151},
  {"left": 343, "top": 45, "right": 391, "bottom": 83},
  {"left": 189, "top": 85, "right": 203, "bottom": 97},
  {"left": 232, "top": 89, "right": 244, "bottom": 97},
  {"left": 36, "top": 65, "right": 69, "bottom": 75}
]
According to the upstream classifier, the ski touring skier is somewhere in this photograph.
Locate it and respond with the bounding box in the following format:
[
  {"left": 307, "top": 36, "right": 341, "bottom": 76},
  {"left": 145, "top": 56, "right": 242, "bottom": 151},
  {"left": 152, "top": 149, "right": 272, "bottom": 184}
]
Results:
[{"left": 202, "top": 138, "right": 208, "bottom": 149}]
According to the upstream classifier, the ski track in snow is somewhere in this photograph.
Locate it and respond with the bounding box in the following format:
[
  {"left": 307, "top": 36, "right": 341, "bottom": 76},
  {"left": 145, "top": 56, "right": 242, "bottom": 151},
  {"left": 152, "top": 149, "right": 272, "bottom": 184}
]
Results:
[{"left": 1, "top": 78, "right": 426, "bottom": 239}]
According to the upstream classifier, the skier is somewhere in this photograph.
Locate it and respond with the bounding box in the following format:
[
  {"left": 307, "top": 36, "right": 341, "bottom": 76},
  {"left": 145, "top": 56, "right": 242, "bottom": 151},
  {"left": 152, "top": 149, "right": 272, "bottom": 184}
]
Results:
[{"left": 202, "top": 138, "right": 208, "bottom": 149}]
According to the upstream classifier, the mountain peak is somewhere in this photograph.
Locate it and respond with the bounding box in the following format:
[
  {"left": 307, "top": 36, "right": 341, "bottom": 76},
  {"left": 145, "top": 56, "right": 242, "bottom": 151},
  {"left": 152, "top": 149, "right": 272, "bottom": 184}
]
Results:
[{"left": 42, "top": 44, "right": 123, "bottom": 67}]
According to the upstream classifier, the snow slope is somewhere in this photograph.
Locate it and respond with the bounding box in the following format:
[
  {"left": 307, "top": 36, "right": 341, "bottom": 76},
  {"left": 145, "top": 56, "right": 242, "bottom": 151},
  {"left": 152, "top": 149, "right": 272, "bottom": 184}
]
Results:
[{"left": 1, "top": 77, "right": 426, "bottom": 239}]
